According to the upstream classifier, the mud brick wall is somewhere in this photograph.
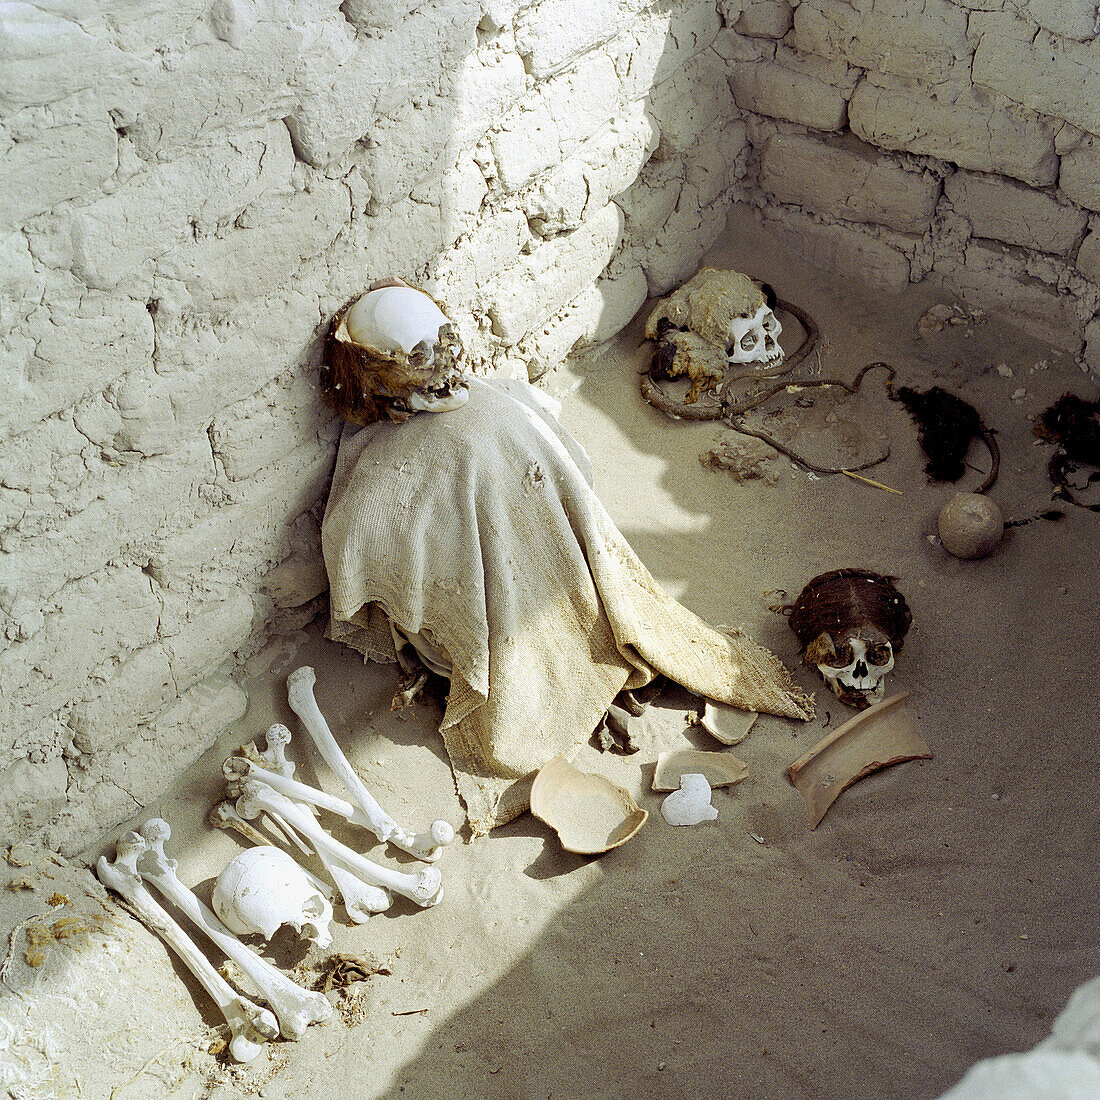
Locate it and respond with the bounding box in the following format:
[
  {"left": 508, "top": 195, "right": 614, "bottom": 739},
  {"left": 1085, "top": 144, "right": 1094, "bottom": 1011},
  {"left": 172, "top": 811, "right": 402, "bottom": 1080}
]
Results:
[
  {"left": 2, "top": 0, "right": 1097, "bottom": 852},
  {"left": 724, "top": 0, "right": 1100, "bottom": 360}
]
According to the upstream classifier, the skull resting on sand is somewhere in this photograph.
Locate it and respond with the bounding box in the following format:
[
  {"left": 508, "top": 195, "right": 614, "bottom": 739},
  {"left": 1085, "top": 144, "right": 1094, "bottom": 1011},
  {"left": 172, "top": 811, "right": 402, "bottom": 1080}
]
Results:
[
  {"left": 645, "top": 268, "right": 784, "bottom": 404},
  {"left": 786, "top": 569, "right": 911, "bottom": 710},
  {"left": 322, "top": 281, "right": 469, "bottom": 424}
]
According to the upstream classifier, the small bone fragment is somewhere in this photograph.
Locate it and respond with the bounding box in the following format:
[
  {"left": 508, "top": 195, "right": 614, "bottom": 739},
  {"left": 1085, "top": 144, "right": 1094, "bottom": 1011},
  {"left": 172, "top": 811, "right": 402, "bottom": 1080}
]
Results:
[
  {"left": 224, "top": 758, "right": 455, "bottom": 874},
  {"left": 693, "top": 702, "right": 758, "bottom": 745},
  {"left": 287, "top": 666, "right": 454, "bottom": 862},
  {"left": 138, "top": 821, "right": 332, "bottom": 1040},
  {"left": 652, "top": 750, "right": 748, "bottom": 792},
  {"left": 208, "top": 801, "right": 335, "bottom": 901},
  {"left": 236, "top": 781, "right": 443, "bottom": 908},
  {"left": 661, "top": 774, "right": 719, "bottom": 826},
  {"left": 786, "top": 692, "right": 931, "bottom": 828},
  {"left": 594, "top": 704, "right": 639, "bottom": 754},
  {"left": 391, "top": 671, "right": 429, "bottom": 710},
  {"left": 97, "top": 832, "right": 279, "bottom": 1063}
]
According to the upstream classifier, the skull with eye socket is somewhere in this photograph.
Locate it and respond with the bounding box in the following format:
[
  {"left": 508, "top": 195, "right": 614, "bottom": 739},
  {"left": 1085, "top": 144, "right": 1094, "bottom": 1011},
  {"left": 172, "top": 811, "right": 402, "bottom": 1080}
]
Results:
[
  {"left": 645, "top": 268, "right": 784, "bottom": 404},
  {"left": 786, "top": 569, "right": 912, "bottom": 710}
]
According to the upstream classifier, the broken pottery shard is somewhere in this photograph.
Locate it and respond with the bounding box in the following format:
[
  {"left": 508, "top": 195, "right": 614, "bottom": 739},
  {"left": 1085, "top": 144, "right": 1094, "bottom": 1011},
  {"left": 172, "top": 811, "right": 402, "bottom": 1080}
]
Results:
[
  {"left": 652, "top": 750, "right": 748, "bottom": 792},
  {"left": 786, "top": 692, "right": 931, "bottom": 828},
  {"left": 695, "top": 701, "right": 758, "bottom": 745},
  {"left": 530, "top": 756, "right": 647, "bottom": 854},
  {"left": 660, "top": 773, "right": 719, "bottom": 827}
]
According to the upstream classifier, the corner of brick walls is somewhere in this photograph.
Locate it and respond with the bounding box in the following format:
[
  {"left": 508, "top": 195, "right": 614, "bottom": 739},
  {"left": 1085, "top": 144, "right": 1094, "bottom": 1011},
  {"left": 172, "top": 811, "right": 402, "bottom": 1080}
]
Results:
[
  {"left": 720, "top": 0, "right": 1100, "bottom": 361},
  {"left": 0, "top": 0, "right": 754, "bottom": 852}
]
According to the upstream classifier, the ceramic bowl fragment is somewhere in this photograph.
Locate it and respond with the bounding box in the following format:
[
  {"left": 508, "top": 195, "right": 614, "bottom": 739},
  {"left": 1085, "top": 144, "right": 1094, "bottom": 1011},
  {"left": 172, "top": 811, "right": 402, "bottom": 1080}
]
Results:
[
  {"left": 530, "top": 756, "right": 648, "bottom": 854},
  {"left": 660, "top": 773, "right": 719, "bottom": 827},
  {"left": 653, "top": 749, "right": 748, "bottom": 792},
  {"left": 693, "top": 701, "right": 758, "bottom": 745},
  {"left": 786, "top": 692, "right": 931, "bottom": 828}
]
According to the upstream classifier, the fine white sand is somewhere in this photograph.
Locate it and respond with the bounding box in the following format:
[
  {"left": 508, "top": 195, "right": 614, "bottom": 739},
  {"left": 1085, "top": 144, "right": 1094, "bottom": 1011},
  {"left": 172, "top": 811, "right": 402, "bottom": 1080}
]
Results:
[{"left": 104, "top": 207, "right": 1099, "bottom": 1100}]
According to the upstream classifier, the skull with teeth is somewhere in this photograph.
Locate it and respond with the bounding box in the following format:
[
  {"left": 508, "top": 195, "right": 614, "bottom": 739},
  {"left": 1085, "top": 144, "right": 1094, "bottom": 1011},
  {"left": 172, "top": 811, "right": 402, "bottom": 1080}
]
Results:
[
  {"left": 323, "top": 280, "right": 470, "bottom": 424},
  {"left": 645, "top": 268, "right": 785, "bottom": 403},
  {"left": 786, "top": 569, "right": 911, "bottom": 710}
]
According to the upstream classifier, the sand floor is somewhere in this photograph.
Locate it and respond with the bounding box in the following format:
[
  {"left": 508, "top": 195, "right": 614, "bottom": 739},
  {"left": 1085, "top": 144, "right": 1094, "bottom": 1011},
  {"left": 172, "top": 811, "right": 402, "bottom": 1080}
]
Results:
[{"left": 99, "top": 206, "right": 1099, "bottom": 1099}]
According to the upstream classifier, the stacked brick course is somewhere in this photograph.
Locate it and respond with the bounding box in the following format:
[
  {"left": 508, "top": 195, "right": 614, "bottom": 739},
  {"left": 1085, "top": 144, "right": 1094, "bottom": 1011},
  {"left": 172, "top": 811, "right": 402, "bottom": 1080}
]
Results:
[{"left": 2, "top": 0, "right": 1097, "bottom": 851}]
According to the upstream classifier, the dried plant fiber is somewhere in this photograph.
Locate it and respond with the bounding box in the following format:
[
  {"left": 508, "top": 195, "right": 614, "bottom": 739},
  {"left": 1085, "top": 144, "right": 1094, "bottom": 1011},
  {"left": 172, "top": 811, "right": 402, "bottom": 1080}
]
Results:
[{"left": 323, "top": 378, "right": 813, "bottom": 834}]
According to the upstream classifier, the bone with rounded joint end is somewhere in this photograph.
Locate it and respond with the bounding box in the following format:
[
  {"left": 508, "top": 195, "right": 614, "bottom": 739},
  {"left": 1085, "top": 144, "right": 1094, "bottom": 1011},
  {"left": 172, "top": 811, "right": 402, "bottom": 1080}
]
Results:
[
  {"left": 137, "top": 820, "right": 332, "bottom": 1040},
  {"left": 96, "top": 831, "right": 279, "bottom": 1062},
  {"left": 236, "top": 781, "right": 443, "bottom": 908},
  {"left": 225, "top": 761, "right": 393, "bottom": 921},
  {"left": 226, "top": 756, "right": 455, "bottom": 859},
  {"left": 285, "top": 665, "right": 455, "bottom": 862},
  {"left": 208, "top": 799, "right": 334, "bottom": 901}
]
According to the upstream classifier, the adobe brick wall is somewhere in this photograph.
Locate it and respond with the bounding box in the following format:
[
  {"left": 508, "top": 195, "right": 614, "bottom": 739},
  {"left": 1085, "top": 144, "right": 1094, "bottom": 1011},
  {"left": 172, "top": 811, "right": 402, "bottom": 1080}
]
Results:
[{"left": 2, "top": 0, "right": 1097, "bottom": 852}]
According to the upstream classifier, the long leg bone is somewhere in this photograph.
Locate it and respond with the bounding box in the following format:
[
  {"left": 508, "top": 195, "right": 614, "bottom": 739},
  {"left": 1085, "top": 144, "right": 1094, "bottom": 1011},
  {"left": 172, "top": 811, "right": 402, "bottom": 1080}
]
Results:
[
  {"left": 137, "top": 821, "right": 332, "bottom": 1040},
  {"left": 286, "top": 666, "right": 455, "bottom": 862},
  {"left": 224, "top": 757, "right": 454, "bottom": 859},
  {"left": 222, "top": 761, "right": 392, "bottom": 922},
  {"left": 97, "top": 832, "right": 279, "bottom": 1063},
  {"left": 235, "top": 780, "right": 443, "bottom": 908}
]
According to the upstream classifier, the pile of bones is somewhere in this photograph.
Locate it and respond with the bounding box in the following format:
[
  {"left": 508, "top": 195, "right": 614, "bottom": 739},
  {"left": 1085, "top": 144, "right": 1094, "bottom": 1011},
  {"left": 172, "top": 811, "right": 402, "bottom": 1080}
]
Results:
[{"left": 97, "top": 665, "right": 455, "bottom": 1062}]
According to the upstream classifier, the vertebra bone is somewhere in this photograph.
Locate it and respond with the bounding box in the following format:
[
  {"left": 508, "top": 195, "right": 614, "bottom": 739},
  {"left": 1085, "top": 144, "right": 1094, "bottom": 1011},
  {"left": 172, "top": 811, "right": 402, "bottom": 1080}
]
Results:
[
  {"left": 138, "top": 820, "right": 332, "bottom": 1040},
  {"left": 286, "top": 665, "right": 454, "bottom": 862},
  {"left": 97, "top": 831, "right": 279, "bottom": 1063},
  {"left": 235, "top": 780, "right": 444, "bottom": 908}
]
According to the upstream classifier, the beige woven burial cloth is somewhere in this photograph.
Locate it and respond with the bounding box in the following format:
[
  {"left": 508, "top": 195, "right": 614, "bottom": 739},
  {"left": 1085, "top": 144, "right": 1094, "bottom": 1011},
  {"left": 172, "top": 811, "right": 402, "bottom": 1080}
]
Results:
[{"left": 323, "top": 377, "right": 814, "bottom": 834}]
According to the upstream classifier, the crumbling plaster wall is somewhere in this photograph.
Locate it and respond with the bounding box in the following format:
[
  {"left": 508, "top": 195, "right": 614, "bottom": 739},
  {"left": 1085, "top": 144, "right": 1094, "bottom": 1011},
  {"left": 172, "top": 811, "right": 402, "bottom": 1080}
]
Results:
[{"left": 2, "top": 0, "right": 1098, "bottom": 854}]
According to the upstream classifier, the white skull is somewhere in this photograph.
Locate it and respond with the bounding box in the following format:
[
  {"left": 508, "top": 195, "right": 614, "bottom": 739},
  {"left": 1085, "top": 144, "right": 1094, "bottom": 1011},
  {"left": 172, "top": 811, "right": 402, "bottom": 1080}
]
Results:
[
  {"left": 212, "top": 847, "right": 333, "bottom": 948},
  {"left": 727, "top": 303, "right": 783, "bottom": 368},
  {"left": 815, "top": 635, "right": 895, "bottom": 708},
  {"left": 340, "top": 285, "right": 469, "bottom": 412}
]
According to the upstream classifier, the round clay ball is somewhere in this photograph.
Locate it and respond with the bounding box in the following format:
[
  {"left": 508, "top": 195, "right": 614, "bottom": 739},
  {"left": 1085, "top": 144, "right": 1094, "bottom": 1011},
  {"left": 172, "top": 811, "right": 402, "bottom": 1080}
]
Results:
[{"left": 937, "top": 492, "right": 1004, "bottom": 559}]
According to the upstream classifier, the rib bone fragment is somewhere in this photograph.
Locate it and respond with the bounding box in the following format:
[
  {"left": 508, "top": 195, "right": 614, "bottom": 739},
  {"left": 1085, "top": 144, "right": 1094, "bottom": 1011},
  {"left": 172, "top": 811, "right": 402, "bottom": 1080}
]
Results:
[
  {"left": 286, "top": 665, "right": 454, "bottom": 861},
  {"left": 96, "top": 831, "right": 279, "bottom": 1063}
]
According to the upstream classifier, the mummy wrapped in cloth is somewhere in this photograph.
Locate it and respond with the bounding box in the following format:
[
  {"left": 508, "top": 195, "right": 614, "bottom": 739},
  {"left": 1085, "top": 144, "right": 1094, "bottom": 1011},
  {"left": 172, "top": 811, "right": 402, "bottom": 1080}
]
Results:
[{"left": 319, "top": 280, "right": 815, "bottom": 835}]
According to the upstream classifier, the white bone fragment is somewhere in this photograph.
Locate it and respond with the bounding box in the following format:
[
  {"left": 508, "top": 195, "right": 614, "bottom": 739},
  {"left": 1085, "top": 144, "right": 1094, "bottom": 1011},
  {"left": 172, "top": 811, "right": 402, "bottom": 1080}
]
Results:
[
  {"left": 660, "top": 773, "right": 719, "bottom": 827},
  {"left": 391, "top": 670, "right": 429, "bottom": 710},
  {"left": 316, "top": 853, "right": 394, "bottom": 922},
  {"left": 137, "top": 821, "right": 332, "bottom": 1041},
  {"left": 97, "top": 831, "right": 279, "bottom": 1062},
  {"left": 222, "top": 758, "right": 392, "bottom": 921},
  {"left": 212, "top": 846, "right": 334, "bottom": 949},
  {"left": 208, "top": 800, "right": 334, "bottom": 901},
  {"left": 286, "top": 666, "right": 455, "bottom": 862},
  {"left": 225, "top": 757, "right": 454, "bottom": 858},
  {"left": 236, "top": 780, "right": 444, "bottom": 908}
]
